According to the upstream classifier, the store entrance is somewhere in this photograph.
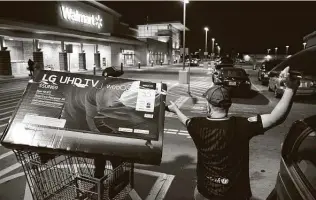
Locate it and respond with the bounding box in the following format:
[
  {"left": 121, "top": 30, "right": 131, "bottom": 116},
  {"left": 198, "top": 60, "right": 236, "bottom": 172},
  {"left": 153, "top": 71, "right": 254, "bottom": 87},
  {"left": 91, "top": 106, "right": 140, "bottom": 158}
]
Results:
[{"left": 122, "top": 50, "right": 135, "bottom": 66}]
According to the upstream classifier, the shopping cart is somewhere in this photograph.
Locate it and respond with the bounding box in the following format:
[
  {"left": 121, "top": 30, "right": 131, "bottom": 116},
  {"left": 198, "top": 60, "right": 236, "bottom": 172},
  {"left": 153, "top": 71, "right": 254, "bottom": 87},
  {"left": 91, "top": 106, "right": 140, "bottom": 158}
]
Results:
[{"left": 14, "top": 150, "right": 134, "bottom": 200}]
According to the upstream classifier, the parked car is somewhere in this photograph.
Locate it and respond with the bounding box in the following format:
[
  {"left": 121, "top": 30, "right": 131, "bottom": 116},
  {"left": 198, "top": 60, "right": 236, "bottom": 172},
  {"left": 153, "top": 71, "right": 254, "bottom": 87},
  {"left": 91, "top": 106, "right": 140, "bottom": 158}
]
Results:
[
  {"left": 219, "top": 57, "right": 234, "bottom": 65},
  {"left": 258, "top": 59, "right": 285, "bottom": 85},
  {"left": 266, "top": 114, "right": 316, "bottom": 200},
  {"left": 212, "top": 67, "right": 251, "bottom": 93},
  {"left": 102, "top": 66, "right": 124, "bottom": 77},
  {"left": 268, "top": 45, "right": 316, "bottom": 98},
  {"left": 189, "top": 58, "right": 200, "bottom": 66}
]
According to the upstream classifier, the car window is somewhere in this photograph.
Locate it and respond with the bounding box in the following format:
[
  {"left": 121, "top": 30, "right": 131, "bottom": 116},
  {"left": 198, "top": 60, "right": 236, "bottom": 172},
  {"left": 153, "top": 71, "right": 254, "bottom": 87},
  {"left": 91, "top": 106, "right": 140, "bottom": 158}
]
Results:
[
  {"left": 265, "top": 60, "right": 284, "bottom": 70},
  {"left": 295, "top": 131, "right": 316, "bottom": 190},
  {"left": 223, "top": 69, "right": 246, "bottom": 77},
  {"left": 273, "top": 51, "right": 316, "bottom": 75}
]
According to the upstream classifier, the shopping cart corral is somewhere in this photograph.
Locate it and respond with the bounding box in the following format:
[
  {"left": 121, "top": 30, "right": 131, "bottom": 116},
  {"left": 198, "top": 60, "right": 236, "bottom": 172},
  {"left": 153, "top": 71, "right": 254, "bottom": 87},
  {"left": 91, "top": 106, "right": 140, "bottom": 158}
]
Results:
[{"left": 1, "top": 70, "right": 166, "bottom": 200}]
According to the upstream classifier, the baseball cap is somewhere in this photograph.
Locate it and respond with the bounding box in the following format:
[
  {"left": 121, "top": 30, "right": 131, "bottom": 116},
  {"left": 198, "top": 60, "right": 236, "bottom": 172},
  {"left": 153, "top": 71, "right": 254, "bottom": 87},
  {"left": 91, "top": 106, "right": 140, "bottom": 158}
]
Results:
[{"left": 204, "top": 85, "right": 232, "bottom": 108}]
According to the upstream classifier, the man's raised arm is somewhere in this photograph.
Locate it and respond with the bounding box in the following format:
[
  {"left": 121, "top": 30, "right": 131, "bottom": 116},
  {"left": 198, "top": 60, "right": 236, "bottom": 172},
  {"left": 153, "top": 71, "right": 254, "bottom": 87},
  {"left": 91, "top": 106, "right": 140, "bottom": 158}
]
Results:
[
  {"left": 167, "top": 101, "right": 189, "bottom": 126},
  {"left": 250, "top": 67, "right": 300, "bottom": 131}
]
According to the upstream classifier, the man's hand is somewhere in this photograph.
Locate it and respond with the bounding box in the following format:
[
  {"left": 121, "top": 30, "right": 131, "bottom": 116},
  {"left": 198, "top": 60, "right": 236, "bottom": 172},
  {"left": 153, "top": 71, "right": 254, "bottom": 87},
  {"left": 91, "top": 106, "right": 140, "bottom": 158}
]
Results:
[
  {"left": 279, "top": 66, "right": 300, "bottom": 90},
  {"left": 167, "top": 101, "right": 179, "bottom": 113}
]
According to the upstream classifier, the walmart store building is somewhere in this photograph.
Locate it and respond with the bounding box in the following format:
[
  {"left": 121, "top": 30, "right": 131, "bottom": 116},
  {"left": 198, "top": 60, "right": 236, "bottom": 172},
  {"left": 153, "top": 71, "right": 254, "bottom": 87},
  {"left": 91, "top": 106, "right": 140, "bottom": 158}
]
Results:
[{"left": 0, "top": 1, "right": 185, "bottom": 76}]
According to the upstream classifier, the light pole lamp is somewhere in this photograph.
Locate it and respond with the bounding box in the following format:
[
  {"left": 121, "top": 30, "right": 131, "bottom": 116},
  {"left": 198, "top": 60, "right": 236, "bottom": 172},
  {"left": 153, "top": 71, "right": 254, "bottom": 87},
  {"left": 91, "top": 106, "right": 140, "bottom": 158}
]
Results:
[
  {"left": 285, "top": 45, "right": 289, "bottom": 55},
  {"left": 217, "top": 46, "right": 221, "bottom": 56},
  {"left": 182, "top": 0, "right": 189, "bottom": 70},
  {"left": 204, "top": 27, "right": 209, "bottom": 59},
  {"left": 267, "top": 48, "right": 271, "bottom": 55},
  {"left": 303, "top": 42, "right": 307, "bottom": 49},
  {"left": 275, "top": 47, "right": 278, "bottom": 58}
]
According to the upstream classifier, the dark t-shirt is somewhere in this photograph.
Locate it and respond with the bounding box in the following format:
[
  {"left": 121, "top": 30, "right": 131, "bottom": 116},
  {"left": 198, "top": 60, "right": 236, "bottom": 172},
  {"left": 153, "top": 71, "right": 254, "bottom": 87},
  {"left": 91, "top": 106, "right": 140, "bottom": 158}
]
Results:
[{"left": 186, "top": 115, "right": 264, "bottom": 200}]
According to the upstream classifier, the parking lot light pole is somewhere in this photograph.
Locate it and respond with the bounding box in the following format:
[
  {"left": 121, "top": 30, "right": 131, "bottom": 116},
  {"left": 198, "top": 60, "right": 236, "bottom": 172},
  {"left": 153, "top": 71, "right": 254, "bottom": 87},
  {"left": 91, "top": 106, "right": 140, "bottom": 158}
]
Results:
[
  {"left": 285, "top": 46, "right": 289, "bottom": 55},
  {"left": 303, "top": 42, "right": 306, "bottom": 49},
  {"left": 217, "top": 46, "right": 221, "bottom": 56},
  {"left": 204, "top": 27, "right": 209, "bottom": 60},
  {"left": 275, "top": 47, "right": 278, "bottom": 58},
  {"left": 211, "top": 38, "right": 215, "bottom": 59},
  {"left": 182, "top": 0, "right": 189, "bottom": 71},
  {"left": 267, "top": 48, "right": 271, "bottom": 55}
]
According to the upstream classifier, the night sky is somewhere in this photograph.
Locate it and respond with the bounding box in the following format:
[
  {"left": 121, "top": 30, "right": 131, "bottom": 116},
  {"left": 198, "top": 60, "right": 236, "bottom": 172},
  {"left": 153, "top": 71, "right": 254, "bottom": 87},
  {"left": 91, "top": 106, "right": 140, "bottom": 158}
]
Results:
[{"left": 102, "top": 1, "right": 316, "bottom": 55}]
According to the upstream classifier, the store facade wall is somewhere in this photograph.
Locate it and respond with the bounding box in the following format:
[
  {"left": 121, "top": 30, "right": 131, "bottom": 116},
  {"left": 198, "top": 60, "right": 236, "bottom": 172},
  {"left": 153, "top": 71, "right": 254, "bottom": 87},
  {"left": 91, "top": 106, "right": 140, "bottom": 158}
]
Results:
[
  {"left": 0, "top": 1, "right": 147, "bottom": 76},
  {"left": 134, "top": 38, "right": 168, "bottom": 66}
]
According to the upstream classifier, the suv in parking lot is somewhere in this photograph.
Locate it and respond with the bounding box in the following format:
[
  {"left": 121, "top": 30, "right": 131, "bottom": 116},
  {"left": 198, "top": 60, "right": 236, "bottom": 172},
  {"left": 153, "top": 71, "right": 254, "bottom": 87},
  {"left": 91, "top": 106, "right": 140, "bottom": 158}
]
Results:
[
  {"left": 258, "top": 59, "right": 284, "bottom": 85},
  {"left": 267, "top": 114, "right": 316, "bottom": 200},
  {"left": 268, "top": 46, "right": 316, "bottom": 98}
]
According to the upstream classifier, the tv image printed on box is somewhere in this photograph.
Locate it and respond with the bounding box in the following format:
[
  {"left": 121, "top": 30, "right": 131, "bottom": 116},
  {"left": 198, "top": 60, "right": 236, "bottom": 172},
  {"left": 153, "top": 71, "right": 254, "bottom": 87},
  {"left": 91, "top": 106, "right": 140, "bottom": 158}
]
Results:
[{"left": 1, "top": 70, "right": 166, "bottom": 163}]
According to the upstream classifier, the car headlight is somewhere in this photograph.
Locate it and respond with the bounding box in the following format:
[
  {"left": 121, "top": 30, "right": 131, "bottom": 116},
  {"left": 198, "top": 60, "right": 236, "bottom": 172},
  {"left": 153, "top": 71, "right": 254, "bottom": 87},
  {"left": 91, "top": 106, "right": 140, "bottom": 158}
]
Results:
[{"left": 245, "top": 81, "right": 251, "bottom": 84}]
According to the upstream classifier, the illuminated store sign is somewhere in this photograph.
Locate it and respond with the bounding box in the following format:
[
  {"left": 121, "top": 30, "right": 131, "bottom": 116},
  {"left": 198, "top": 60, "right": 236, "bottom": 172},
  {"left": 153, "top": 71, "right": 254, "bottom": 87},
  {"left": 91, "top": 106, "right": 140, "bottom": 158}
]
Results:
[{"left": 60, "top": 6, "right": 103, "bottom": 29}]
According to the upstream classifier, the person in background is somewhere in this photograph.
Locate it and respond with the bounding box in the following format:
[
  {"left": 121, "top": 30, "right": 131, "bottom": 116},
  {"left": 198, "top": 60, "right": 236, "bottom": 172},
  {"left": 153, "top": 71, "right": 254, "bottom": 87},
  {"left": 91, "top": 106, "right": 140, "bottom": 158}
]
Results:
[
  {"left": 166, "top": 66, "right": 300, "bottom": 200},
  {"left": 27, "top": 59, "right": 35, "bottom": 77}
]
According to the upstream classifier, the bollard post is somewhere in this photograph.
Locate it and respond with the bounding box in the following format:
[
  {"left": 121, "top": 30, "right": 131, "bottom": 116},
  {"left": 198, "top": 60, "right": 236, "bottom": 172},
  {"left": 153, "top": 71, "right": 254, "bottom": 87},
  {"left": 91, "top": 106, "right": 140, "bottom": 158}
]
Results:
[
  {"left": 121, "top": 63, "right": 123, "bottom": 72},
  {"left": 160, "top": 60, "right": 163, "bottom": 66},
  {"left": 93, "top": 67, "right": 96, "bottom": 75},
  {"left": 138, "top": 62, "right": 141, "bottom": 69},
  {"left": 151, "top": 61, "right": 154, "bottom": 67}
]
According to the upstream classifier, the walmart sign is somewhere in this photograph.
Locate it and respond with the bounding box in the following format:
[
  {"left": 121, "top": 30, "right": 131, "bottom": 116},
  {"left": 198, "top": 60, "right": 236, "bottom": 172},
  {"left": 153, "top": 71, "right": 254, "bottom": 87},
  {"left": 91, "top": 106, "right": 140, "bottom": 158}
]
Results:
[{"left": 60, "top": 6, "right": 103, "bottom": 29}]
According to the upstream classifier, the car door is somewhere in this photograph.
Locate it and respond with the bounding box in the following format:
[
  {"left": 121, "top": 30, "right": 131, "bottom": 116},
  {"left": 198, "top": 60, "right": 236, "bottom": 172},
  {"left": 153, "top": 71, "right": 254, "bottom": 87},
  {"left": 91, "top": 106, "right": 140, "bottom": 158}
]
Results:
[{"left": 276, "top": 115, "right": 316, "bottom": 200}]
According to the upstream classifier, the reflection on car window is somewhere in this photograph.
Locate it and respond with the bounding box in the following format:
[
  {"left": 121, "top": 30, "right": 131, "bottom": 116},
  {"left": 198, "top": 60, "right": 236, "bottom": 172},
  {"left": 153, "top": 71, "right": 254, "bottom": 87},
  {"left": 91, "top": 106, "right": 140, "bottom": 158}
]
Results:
[
  {"left": 296, "top": 131, "right": 316, "bottom": 190},
  {"left": 274, "top": 51, "right": 316, "bottom": 75},
  {"left": 265, "top": 60, "right": 284, "bottom": 70}
]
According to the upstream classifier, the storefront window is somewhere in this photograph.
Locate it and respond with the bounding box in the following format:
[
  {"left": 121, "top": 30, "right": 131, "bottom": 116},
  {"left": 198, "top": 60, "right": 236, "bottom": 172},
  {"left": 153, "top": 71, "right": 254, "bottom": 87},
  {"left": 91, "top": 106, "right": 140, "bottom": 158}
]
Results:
[{"left": 122, "top": 50, "right": 135, "bottom": 66}]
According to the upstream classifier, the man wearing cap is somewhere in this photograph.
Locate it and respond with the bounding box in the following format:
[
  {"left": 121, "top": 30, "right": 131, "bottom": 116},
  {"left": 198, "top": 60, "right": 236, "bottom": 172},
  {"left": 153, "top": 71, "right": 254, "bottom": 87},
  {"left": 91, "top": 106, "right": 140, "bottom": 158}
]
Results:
[{"left": 167, "top": 67, "right": 299, "bottom": 200}]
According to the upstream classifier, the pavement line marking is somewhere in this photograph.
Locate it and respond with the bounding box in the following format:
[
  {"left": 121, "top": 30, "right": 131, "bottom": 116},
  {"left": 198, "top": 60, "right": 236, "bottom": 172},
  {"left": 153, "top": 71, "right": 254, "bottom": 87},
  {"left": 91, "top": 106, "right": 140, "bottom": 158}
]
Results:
[
  {"left": 0, "top": 110, "right": 13, "bottom": 116},
  {"left": 165, "top": 131, "right": 177, "bottom": 135},
  {"left": 178, "top": 132, "right": 189, "bottom": 136},
  {"left": 0, "top": 98, "right": 21, "bottom": 104},
  {"left": 0, "top": 105, "right": 16, "bottom": 111},
  {"left": 168, "top": 82, "right": 179, "bottom": 90},
  {"left": 129, "top": 189, "right": 142, "bottom": 200},
  {"left": 145, "top": 174, "right": 168, "bottom": 200},
  {"left": 175, "top": 96, "right": 190, "bottom": 109},
  {"left": 0, "top": 151, "right": 14, "bottom": 160},
  {"left": 0, "top": 123, "right": 8, "bottom": 128},
  {"left": 0, "top": 172, "right": 25, "bottom": 184},
  {"left": 252, "top": 83, "right": 262, "bottom": 92},
  {"left": 0, "top": 162, "right": 21, "bottom": 178},
  {"left": 0, "top": 87, "right": 25, "bottom": 93},
  {"left": 133, "top": 168, "right": 168, "bottom": 178},
  {"left": 24, "top": 183, "right": 32, "bottom": 200},
  {"left": 0, "top": 94, "right": 22, "bottom": 100},
  {"left": 0, "top": 116, "right": 10, "bottom": 122},
  {"left": 165, "top": 129, "right": 178, "bottom": 132},
  {"left": 155, "top": 175, "right": 175, "bottom": 200}
]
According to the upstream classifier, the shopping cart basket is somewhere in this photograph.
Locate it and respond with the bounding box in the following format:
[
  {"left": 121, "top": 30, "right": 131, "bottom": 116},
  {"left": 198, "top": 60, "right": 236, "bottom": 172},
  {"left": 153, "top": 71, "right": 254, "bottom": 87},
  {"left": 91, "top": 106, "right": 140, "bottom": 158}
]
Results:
[{"left": 14, "top": 150, "right": 134, "bottom": 200}]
